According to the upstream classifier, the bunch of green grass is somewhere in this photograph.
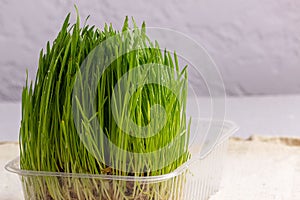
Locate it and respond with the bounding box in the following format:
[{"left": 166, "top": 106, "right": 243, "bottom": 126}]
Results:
[{"left": 20, "top": 11, "right": 190, "bottom": 200}]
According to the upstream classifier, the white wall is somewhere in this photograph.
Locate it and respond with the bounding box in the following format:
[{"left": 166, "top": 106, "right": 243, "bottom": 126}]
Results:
[{"left": 1, "top": 0, "right": 300, "bottom": 101}]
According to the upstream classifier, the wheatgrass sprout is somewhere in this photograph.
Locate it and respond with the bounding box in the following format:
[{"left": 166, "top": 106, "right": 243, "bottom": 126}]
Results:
[{"left": 19, "top": 11, "right": 190, "bottom": 200}]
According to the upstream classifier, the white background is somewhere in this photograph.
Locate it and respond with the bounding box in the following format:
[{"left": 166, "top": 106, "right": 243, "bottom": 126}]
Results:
[
  {"left": 0, "top": 0, "right": 300, "bottom": 101},
  {"left": 0, "top": 0, "right": 300, "bottom": 141}
]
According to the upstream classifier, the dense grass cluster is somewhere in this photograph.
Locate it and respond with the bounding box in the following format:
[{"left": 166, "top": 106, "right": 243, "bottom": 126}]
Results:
[{"left": 19, "top": 11, "right": 190, "bottom": 200}]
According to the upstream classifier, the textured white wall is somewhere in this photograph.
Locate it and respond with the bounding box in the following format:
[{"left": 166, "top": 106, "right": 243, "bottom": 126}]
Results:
[{"left": 0, "top": 0, "right": 300, "bottom": 101}]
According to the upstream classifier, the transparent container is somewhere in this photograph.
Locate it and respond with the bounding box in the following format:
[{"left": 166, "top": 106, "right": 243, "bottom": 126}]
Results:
[{"left": 5, "top": 120, "right": 238, "bottom": 200}]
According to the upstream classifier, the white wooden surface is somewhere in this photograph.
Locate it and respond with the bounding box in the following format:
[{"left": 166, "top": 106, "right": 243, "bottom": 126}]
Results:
[
  {"left": 211, "top": 137, "right": 300, "bottom": 200},
  {"left": 1, "top": 95, "right": 300, "bottom": 199},
  {"left": 0, "top": 143, "right": 22, "bottom": 200},
  {"left": 1, "top": 138, "right": 300, "bottom": 200}
]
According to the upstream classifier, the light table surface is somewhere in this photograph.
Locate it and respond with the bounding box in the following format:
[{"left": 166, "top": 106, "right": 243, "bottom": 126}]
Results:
[
  {"left": 1, "top": 137, "right": 300, "bottom": 200},
  {"left": 1, "top": 95, "right": 300, "bottom": 199}
]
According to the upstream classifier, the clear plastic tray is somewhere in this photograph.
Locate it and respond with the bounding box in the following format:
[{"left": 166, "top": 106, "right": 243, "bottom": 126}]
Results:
[{"left": 5, "top": 120, "right": 238, "bottom": 200}]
